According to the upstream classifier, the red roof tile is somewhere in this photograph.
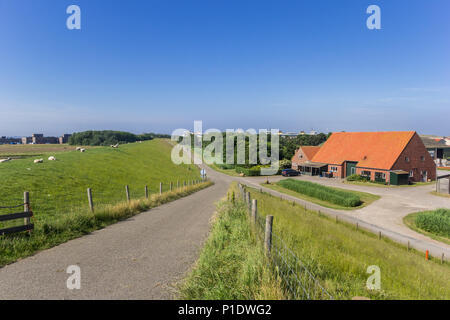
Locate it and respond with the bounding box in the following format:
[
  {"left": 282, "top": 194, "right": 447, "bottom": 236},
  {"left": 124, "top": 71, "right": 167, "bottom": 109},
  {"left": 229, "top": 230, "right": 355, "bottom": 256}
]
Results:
[
  {"left": 311, "top": 131, "right": 416, "bottom": 170},
  {"left": 300, "top": 146, "right": 321, "bottom": 160}
]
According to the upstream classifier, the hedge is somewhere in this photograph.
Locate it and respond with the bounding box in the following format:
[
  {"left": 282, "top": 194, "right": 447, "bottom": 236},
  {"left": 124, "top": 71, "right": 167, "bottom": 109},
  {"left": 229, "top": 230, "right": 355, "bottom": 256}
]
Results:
[{"left": 277, "top": 179, "right": 361, "bottom": 207}]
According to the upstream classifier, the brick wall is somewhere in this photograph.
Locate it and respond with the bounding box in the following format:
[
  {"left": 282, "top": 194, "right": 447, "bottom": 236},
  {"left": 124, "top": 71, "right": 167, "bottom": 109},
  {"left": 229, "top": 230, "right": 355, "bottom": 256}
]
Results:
[
  {"left": 391, "top": 132, "right": 436, "bottom": 182},
  {"left": 328, "top": 164, "right": 343, "bottom": 178}
]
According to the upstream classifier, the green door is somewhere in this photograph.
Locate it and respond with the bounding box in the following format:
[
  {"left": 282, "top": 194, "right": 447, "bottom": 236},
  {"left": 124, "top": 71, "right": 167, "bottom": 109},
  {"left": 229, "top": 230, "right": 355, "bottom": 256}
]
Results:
[
  {"left": 345, "top": 162, "right": 357, "bottom": 177},
  {"left": 390, "top": 172, "right": 398, "bottom": 185}
]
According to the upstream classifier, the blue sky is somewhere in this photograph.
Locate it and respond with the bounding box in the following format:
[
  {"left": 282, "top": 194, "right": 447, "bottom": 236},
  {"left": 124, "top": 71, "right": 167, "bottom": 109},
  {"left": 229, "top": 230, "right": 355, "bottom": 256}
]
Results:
[{"left": 0, "top": 0, "right": 449, "bottom": 136}]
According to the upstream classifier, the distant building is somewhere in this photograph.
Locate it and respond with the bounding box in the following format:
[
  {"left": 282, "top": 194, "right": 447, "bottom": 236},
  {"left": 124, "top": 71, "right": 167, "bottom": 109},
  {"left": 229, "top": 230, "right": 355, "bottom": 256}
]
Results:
[
  {"left": 21, "top": 133, "right": 69, "bottom": 145},
  {"left": 0, "top": 136, "right": 21, "bottom": 144},
  {"left": 280, "top": 132, "right": 300, "bottom": 138},
  {"left": 22, "top": 136, "right": 32, "bottom": 144},
  {"left": 420, "top": 135, "right": 450, "bottom": 161},
  {"left": 59, "top": 134, "right": 72, "bottom": 144}
]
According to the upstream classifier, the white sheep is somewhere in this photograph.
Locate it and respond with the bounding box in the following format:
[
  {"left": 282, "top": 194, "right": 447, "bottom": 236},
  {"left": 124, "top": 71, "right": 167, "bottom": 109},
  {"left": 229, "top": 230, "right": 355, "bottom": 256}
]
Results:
[
  {"left": 34, "top": 159, "right": 43, "bottom": 164},
  {"left": 76, "top": 147, "right": 82, "bottom": 151},
  {"left": 0, "top": 158, "right": 11, "bottom": 163},
  {"left": 48, "top": 156, "right": 56, "bottom": 161},
  {"left": 80, "top": 148, "right": 86, "bottom": 152}
]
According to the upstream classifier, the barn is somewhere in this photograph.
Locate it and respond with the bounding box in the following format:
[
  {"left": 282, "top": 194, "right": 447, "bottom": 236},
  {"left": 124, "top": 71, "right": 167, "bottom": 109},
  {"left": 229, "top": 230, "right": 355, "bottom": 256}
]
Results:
[{"left": 310, "top": 131, "right": 436, "bottom": 185}]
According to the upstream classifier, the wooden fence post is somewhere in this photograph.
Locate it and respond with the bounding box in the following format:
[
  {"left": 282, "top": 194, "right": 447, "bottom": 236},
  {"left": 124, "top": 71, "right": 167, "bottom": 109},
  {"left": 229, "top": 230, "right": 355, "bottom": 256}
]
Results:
[
  {"left": 145, "top": 185, "right": 148, "bottom": 199},
  {"left": 125, "top": 185, "right": 130, "bottom": 202},
  {"left": 378, "top": 231, "right": 381, "bottom": 240},
  {"left": 24, "top": 191, "right": 30, "bottom": 225},
  {"left": 170, "top": 182, "right": 173, "bottom": 191},
  {"left": 265, "top": 215, "right": 274, "bottom": 255},
  {"left": 247, "top": 192, "right": 251, "bottom": 210},
  {"left": 87, "top": 188, "right": 94, "bottom": 212},
  {"left": 251, "top": 199, "right": 257, "bottom": 224},
  {"left": 160, "top": 182, "right": 163, "bottom": 194},
  {"left": 177, "top": 180, "right": 179, "bottom": 189}
]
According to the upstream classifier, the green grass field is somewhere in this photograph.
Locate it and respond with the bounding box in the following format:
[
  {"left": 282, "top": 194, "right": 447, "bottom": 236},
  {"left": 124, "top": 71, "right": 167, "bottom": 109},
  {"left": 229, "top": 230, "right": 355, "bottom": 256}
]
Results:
[
  {"left": 264, "top": 180, "right": 380, "bottom": 210},
  {"left": 181, "top": 184, "right": 284, "bottom": 300},
  {"left": 0, "top": 144, "right": 88, "bottom": 158},
  {"left": 403, "top": 209, "right": 450, "bottom": 245},
  {"left": 246, "top": 186, "right": 450, "bottom": 299},
  {"left": 0, "top": 139, "right": 200, "bottom": 225},
  {"left": 0, "top": 139, "right": 209, "bottom": 266}
]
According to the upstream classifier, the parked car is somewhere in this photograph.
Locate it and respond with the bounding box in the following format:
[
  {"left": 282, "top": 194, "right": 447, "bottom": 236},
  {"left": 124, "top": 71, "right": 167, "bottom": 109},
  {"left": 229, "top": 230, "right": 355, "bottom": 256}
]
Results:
[{"left": 281, "top": 169, "right": 300, "bottom": 177}]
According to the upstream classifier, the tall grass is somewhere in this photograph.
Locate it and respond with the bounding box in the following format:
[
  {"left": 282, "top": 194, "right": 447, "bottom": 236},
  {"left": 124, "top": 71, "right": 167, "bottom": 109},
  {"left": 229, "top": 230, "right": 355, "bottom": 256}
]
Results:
[
  {"left": 277, "top": 179, "right": 361, "bottom": 207},
  {"left": 415, "top": 208, "right": 450, "bottom": 238},
  {"left": 248, "top": 187, "right": 450, "bottom": 300},
  {"left": 0, "top": 181, "right": 212, "bottom": 267},
  {"left": 180, "top": 184, "right": 284, "bottom": 300}
]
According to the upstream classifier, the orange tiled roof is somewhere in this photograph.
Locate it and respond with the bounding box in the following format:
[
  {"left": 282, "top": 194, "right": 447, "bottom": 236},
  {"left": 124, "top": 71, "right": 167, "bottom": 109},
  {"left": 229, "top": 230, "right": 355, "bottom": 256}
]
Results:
[
  {"left": 300, "top": 146, "right": 321, "bottom": 160},
  {"left": 311, "top": 131, "right": 416, "bottom": 170}
]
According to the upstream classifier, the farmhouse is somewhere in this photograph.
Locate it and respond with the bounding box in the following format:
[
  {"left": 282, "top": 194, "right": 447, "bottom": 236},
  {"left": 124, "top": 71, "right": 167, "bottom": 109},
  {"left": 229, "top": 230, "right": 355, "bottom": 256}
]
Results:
[
  {"left": 291, "top": 146, "right": 326, "bottom": 176},
  {"left": 310, "top": 131, "right": 436, "bottom": 184}
]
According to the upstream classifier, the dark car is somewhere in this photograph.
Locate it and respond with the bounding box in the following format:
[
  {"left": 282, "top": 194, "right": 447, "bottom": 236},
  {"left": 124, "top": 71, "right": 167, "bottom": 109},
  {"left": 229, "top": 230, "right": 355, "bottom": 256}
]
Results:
[{"left": 281, "top": 169, "right": 300, "bottom": 177}]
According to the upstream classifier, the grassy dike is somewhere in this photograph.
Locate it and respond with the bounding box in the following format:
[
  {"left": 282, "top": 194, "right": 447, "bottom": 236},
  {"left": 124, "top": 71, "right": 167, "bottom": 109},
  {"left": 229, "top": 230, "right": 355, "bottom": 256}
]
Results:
[
  {"left": 247, "top": 187, "right": 450, "bottom": 300},
  {"left": 0, "top": 139, "right": 201, "bottom": 225},
  {"left": 0, "top": 181, "right": 212, "bottom": 267},
  {"left": 180, "top": 183, "right": 284, "bottom": 300}
]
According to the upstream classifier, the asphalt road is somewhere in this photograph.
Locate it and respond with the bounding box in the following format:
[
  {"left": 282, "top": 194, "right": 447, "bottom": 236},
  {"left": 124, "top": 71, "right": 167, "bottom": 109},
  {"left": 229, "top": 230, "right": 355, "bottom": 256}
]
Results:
[{"left": 0, "top": 167, "right": 231, "bottom": 299}]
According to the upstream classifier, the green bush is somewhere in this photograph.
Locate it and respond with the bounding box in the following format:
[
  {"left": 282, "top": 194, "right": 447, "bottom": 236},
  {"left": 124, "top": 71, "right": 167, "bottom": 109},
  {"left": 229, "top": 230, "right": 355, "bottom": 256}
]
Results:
[
  {"left": 216, "top": 163, "right": 235, "bottom": 170},
  {"left": 346, "top": 174, "right": 369, "bottom": 182},
  {"left": 69, "top": 130, "right": 170, "bottom": 146},
  {"left": 278, "top": 159, "right": 292, "bottom": 169},
  {"left": 277, "top": 179, "right": 361, "bottom": 207},
  {"left": 415, "top": 209, "right": 450, "bottom": 238},
  {"left": 235, "top": 166, "right": 260, "bottom": 176}
]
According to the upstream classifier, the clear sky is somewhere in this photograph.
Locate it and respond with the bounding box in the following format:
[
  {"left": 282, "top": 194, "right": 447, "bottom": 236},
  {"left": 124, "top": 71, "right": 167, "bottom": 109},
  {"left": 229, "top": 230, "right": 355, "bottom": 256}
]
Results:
[{"left": 0, "top": 0, "right": 449, "bottom": 136}]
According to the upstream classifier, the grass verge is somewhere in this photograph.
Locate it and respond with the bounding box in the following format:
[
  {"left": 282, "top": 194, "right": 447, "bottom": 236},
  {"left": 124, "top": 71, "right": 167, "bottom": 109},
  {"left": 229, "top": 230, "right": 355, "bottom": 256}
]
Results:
[
  {"left": 430, "top": 191, "right": 450, "bottom": 199},
  {"left": 263, "top": 181, "right": 380, "bottom": 210},
  {"left": 247, "top": 186, "right": 450, "bottom": 299},
  {"left": 180, "top": 183, "right": 284, "bottom": 299},
  {"left": 0, "top": 181, "right": 212, "bottom": 267},
  {"left": 208, "top": 163, "right": 241, "bottom": 177},
  {"left": 345, "top": 180, "right": 434, "bottom": 188},
  {"left": 403, "top": 210, "right": 450, "bottom": 245}
]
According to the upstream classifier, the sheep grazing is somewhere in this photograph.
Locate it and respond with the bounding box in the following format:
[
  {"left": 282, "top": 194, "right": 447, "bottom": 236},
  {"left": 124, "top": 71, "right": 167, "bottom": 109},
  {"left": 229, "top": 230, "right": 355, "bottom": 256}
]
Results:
[
  {"left": 76, "top": 147, "right": 82, "bottom": 151},
  {"left": 80, "top": 148, "right": 86, "bottom": 152},
  {"left": 0, "top": 158, "right": 11, "bottom": 163},
  {"left": 48, "top": 156, "right": 56, "bottom": 161},
  {"left": 111, "top": 143, "right": 119, "bottom": 148},
  {"left": 34, "top": 159, "right": 43, "bottom": 164}
]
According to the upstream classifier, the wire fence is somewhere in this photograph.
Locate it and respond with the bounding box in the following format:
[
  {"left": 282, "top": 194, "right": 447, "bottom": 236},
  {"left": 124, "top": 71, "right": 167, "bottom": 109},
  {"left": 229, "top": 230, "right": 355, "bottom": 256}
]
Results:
[
  {"left": 238, "top": 183, "right": 333, "bottom": 300},
  {"left": 0, "top": 178, "right": 207, "bottom": 232}
]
